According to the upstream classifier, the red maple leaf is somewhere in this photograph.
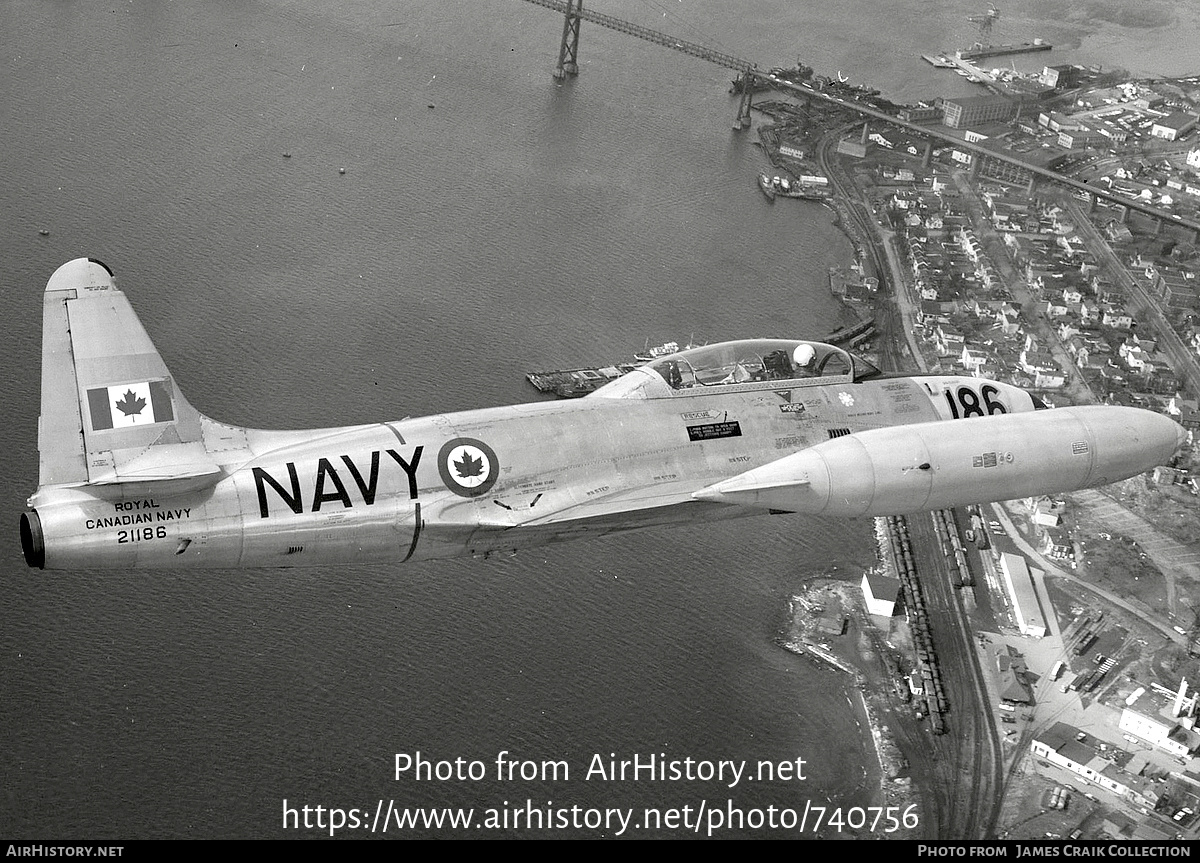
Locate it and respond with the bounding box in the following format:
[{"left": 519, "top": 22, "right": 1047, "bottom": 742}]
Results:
[
  {"left": 115, "top": 389, "right": 147, "bottom": 417},
  {"left": 453, "top": 450, "right": 485, "bottom": 479}
]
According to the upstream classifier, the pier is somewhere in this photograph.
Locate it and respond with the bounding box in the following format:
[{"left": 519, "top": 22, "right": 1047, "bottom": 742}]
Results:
[{"left": 956, "top": 40, "right": 1051, "bottom": 61}]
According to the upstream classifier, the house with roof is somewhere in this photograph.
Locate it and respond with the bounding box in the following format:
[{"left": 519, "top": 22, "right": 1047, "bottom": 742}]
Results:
[
  {"left": 1102, "top": 305, "right": 1134, "bottom": 330},
  {"left": 1040, "top": 526, "right": 1073, "bottom": 560},
  {"left": 919, "top": 300, "right": 955, "bottom": 325},
  {"left": 1121, "top": 341, "right": 1149, "bottom": 373},
  {"left": 1031, "top": 497, "right": 1065, "bottom": 527},
  {"left": 862, "top": 572, "right": 900, "bottom": 617},
  {"left": 960, "top": 344, "right": 990, "bottom": 374},
  {"left": 1044, "top": 296, "right": 1069, "bottom": 319},
  {"left": 935, "top": 323, "right": 966, "bottom": 356},
  {"left": 1056, "top": 317, "right": 1084, "bottom": 342},
  {"left": 1020, "top": 345, "right": 1060, "bottom": 378}
]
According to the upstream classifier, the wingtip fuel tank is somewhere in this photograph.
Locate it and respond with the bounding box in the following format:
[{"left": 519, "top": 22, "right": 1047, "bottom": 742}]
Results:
[{"left": 692, "top": 405, "right": 1186, "bottom": 516}]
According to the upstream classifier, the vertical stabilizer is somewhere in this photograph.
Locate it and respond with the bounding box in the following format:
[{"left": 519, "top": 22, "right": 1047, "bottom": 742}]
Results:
[{"left": 38, "top": 258, "right": 216, "bottom": 488}]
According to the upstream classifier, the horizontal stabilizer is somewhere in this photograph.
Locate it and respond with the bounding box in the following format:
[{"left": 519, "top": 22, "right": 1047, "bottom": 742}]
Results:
[{"left": 85, "top": 441, "right": 222, "bottom": 486}]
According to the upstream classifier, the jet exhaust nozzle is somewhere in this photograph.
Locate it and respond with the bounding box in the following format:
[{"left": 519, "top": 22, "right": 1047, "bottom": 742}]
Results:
[{"left": 20, "top": 510, "right": 46, "bottom": 569}]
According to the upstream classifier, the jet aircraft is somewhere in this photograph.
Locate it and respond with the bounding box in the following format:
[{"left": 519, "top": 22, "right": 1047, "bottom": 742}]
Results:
[{"left": 20, "top": 258, "right": 1186, "bottom": 570}]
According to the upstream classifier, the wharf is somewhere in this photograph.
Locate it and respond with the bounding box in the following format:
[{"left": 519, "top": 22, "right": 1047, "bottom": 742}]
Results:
[
  {"left": 956, "top": 41, "right": 1051, "bottom": 61},
  {"left": 946, "top": 54, "right": 996, "bottom": 86},
  {"left": 827, "top": 318, "right": 876, "bottom": 347},
  {"left": 921, "top": 54, "right": 956, "bottom": 68}
]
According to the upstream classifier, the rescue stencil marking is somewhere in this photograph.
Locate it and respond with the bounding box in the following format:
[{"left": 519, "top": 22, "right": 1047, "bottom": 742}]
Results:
[{"left": 687, "top": 421, "right": 742, "bottom": 442}]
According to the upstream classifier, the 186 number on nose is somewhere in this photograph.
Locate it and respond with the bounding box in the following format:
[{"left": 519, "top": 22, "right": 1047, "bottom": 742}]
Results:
[{"left": 945, "top": 384, "right": 1006, "bottom": 419}]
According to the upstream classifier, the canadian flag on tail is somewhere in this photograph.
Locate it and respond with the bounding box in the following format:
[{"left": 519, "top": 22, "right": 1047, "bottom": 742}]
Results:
[{"left": 87, "top": 380, "right": 174, "bottom": 430}]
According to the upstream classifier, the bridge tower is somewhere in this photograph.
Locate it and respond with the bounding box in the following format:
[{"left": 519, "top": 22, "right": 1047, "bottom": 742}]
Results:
[
  {"left": 553, "top": 0, "right": 583, "bottom": 80},
  {"left": 734, "top": 79, "right": 755, "bottom": 129},
  {"left": 530, "top": 0, "right": 758, "bottom": 128}
]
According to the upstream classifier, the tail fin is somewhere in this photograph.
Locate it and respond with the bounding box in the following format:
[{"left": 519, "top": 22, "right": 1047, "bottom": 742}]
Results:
[{"left": 38, "top": 258, "right": 221, "bottom": 488}]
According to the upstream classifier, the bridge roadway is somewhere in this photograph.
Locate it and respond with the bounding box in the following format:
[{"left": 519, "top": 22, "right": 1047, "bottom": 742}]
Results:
[
  {"left": 767, "top": 74, "right": 1200, "bottom": 235},
  {"left": 518, "top": 1, "right": 1196, "bottom": 234},
  {"left": 518, "top": 0, "right": 754, "bottom": 73}
]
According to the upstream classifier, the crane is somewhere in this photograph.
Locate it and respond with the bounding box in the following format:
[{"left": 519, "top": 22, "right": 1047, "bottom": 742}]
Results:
[
  {"left": 966, "top": 4, "right": 1000, "bottom": 42},
  {"left": 516, "top": 0, "right": 761, "bottom": 127}
]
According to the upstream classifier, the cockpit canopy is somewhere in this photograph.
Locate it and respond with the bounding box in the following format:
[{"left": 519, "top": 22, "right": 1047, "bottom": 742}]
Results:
[{"left": 590, "top": 339, "right": 882, "bottom": 399}]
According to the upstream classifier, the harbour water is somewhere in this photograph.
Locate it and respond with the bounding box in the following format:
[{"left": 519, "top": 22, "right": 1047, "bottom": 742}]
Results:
[{"left": 1, "top": 0, "right": 1197, "bottom": 839}]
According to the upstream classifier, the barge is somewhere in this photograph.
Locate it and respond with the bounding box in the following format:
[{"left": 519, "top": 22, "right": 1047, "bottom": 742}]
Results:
[{"left": 526, "top": 365, "right": 639, "bottom": 398}]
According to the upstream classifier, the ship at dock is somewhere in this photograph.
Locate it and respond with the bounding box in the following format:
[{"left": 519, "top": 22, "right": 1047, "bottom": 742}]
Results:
[
  {"left": 527, "top": 340, "right": 687, "bottom": 398},
  {"left": 526, "top": 364, "right": 640, "bottom": 398},
  {"left": 757, "top": 173, "right": 777, "bottom": 201},
  {"left": 758, "top": 173, "right": 830, "bottom": 202},
  {"left": 633, "top": 340, "right": 686, "bottom": 363}
]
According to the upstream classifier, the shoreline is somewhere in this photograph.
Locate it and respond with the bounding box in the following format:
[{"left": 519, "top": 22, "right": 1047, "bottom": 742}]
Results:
[{"left": 781, "top": 578, "right": 923, "bottom": 836}]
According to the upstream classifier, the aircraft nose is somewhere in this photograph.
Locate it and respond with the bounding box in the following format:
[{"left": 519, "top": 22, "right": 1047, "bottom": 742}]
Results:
[
  {"left": 1120, "top": 408, "right": 1188, "bottom": 474},
  {"left": 1147, "top": 410, "right": 1190, "bottom": 463}
]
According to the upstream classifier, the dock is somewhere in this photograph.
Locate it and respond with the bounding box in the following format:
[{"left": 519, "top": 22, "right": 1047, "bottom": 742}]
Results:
[
  {"left": 956, "top": 40, "right": 1051, "bottom": 61},
  {"left": 827, "top": 318, "right": 877, "bottom": 348}
]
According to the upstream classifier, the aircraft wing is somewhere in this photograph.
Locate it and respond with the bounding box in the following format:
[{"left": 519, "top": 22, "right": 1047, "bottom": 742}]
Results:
[{"left": 493, "top": 477, "right": 732, "bottom": 530}]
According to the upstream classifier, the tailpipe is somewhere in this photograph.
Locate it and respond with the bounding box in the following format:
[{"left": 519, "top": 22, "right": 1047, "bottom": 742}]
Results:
[{"left": 20, "top": 510, "right": 46, "bottom": 570}]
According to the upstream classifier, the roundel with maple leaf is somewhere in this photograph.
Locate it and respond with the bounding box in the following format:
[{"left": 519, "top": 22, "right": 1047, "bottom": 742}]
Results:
[{"left": 437, "top": 438, "right": 500, "bottom": 498}]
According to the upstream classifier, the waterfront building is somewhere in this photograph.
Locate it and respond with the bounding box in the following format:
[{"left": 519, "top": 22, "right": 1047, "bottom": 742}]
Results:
[
  {"left": 1150, "top": 112, "right": 1199, "bottom": 141},
  {"left": 941, "top": 94, "right": 1016, "bottom": 129},
  {"left": 1038, "top": 111, "right": 1078, "bottom": 133},
  {"left": 1040, "top": 65, "right": 1082, "bottom": 90},
  {"left": 898, "top": 104, "right": 940, "bottom": 125},
  {"left": 1058, "top": 128, "right": 1108, "bottom": 150}
]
